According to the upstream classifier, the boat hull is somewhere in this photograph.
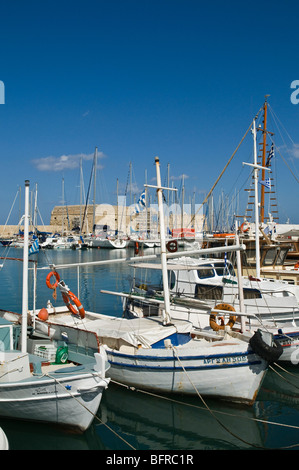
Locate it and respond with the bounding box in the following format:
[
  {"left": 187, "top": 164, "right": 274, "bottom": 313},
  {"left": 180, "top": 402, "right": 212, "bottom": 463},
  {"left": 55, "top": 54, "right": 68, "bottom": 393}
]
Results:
[
  {"left": 106, "top": 345, "right": 268, "bottom": 405},
  {"left": 91, "top": 238, "right": 127, "bottom": 249},
  {"left": 0, "top": 369, "right": 109, "bottom": 432}
]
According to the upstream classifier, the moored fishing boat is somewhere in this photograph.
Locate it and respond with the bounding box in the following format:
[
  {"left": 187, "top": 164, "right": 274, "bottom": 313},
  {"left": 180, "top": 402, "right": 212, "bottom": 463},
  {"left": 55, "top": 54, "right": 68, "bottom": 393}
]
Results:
[
  {"left": 0, "top": 427, "right": 8, "bottom": 450},
  {"left": 0, "top": 180, "right": 110, "bottom": 432}
]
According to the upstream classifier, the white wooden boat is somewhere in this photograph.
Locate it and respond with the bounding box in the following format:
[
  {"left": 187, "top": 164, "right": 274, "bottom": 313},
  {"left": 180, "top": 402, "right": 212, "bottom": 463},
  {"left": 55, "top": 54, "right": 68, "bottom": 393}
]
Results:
[
  {"left": 0, "top": 427, "right": 8, "bottom": 450},
  {"left": 34, "top": 308, "right": 269, "bottom": 404},
  {"left": 125, "top": 255, "right": 299, "bottom": 363},
  {"left": 0, "top": 180, "right": 110, "bottom": 432},
  {"left": 0, "top": 337, "right": 110, "bottom": 432},
  {"left": 128, "top": 256, "right": 299, "bottom": 328}
]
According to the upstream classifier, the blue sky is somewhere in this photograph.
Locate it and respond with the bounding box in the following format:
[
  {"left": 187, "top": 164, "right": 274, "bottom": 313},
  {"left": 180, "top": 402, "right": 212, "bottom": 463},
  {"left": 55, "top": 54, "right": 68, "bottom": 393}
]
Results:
[{"left": 0, "top": 0, "right": 299, "bottom": 226}]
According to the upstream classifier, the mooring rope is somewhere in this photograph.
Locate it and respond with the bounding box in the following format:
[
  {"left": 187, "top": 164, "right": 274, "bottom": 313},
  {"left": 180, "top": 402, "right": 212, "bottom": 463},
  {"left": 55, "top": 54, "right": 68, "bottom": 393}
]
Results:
[
  {"left": 44, "top": 372, "right": 136, "bottom": 450},
  {"left": 170, "top": 346, "right": 268, "bottom": 449},
  {"left": 42, "top": 356, "right": 299, "bottom": 451},
  {"left": 109, "top": 349, "right": 299, "bottom": 450}
]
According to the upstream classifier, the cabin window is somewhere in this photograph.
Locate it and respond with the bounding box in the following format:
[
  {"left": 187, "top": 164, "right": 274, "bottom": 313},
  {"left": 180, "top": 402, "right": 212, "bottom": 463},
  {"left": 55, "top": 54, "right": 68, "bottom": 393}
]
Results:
[
  {"left": 136, "top": 270, "right": 176, "bottom": 291},
  {"left": 244, "top": 249, "right": 256, "bottom": 265},
  {"left": 243, "top": 288, "right": 262, "bottom": 299},
  {"left": 275, "top": 248, "right": 289, "bottom": 266},
  {"left": 195, "top": 284, "right": 223, "bottom": 300},
  {"left": 214, "top": 262, "right": 235, "bottom": 277},
  {"left": 283, "top": 279, "right": 295, "bottom": 285},
  {"left": 263, "top": 247, "right": 278, "bottom": 266},
  {"left": 197, "top": 265, "right": 215, "bottom": 279}
]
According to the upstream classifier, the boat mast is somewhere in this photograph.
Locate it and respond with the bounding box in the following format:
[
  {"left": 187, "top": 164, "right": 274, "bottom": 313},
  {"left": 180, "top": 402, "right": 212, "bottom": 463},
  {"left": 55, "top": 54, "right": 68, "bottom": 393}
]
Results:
[
  {"left": 252, "top": 118, "right": 261, "bottom": 278},
  {"left": 92, "top": 147, "right": 98, "bottom": 235},
  {"left": 79, "top": 157, "right": 83, "bottom": 235},
  {"left": 21, "top": 180, "right": 30, "bottom": 353},
  {"left": 155, "top": 156, "right": 171, "bottom": 325},
  {"left": 259, "top": 96, "right": 269, "bottom": 223},
  {"left": 244, "top": 113, "right": 270, "bottom": 278}
]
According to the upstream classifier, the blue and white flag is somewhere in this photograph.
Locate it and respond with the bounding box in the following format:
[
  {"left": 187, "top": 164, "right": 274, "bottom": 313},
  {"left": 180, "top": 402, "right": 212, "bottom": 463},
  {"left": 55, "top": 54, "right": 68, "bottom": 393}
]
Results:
[
  {"left": 266, "top": 143, "right": 274, "bottom": 167},
  {"left": 135, "top": 190, "right": 146, "bottom": 214},
  {"left": 259, "top": 177, "right": 271, "bottom": 190},
  {"left": 29, "top": 238, "right": 39, "bottom": 255},
  {"left": 264, "top": 225, "right": 270, "bottom": 235}
]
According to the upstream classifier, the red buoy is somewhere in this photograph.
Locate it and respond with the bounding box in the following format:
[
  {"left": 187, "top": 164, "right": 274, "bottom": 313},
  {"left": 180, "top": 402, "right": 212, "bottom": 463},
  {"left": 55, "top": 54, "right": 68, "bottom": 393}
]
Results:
[{"left": 37, "top": 308, "right": 49, "bottom": 321}]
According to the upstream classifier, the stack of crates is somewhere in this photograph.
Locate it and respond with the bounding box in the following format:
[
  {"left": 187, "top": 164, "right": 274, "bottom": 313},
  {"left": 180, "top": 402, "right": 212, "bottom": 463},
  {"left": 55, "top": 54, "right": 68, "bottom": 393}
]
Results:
[{"left": 33, "top": 344, "right": 57, "bottom": 362}]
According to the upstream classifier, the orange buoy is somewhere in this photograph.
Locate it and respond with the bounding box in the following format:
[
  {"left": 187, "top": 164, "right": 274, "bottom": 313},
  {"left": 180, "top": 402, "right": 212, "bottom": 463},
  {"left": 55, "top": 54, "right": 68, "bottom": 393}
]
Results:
[{"left": 37, "top": 308, "right": 49, "bottom": 321}]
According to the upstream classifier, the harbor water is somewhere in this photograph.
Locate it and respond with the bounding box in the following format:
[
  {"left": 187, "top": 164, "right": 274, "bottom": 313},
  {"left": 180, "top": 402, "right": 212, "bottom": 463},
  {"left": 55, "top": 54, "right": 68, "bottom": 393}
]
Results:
[{"left": 1, "top": 246, "right": 299, "bottom": 451}]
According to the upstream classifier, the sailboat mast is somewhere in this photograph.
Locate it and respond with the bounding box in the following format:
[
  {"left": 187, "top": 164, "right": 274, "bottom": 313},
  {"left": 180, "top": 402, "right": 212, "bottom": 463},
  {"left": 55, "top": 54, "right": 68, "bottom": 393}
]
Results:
[
  {"left": 21, "top": 180, "right": 30, "bottom": 353},
  {"left": 79, "top": 157, "right": 83, "bottom": 235},
  {"left": 260, "top": 96, "right": 269, "bottom": 223},
  {"left": 252, "top": 118, "right": 261, "bottom": 279},
  {"left": 155, "top": 156, "right": 171, "bottom": 325},
  {"left": 92, "top": 147, "right": 98, "bottom": 234}
]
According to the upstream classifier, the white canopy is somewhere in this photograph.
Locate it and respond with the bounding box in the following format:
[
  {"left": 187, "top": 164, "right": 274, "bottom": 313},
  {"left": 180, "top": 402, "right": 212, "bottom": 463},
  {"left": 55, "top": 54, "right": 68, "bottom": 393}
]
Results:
[{"left": 75, "top": 316, "right": 193, "bottom": 349}]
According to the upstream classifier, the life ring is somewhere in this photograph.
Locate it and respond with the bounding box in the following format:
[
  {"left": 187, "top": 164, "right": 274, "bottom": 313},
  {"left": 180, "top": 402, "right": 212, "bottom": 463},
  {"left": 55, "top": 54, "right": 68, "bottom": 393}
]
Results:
[
  {"left": 249, "top": 329, "right": 283, "bottom": 363},
  {"left": 294, "top": 263, "right": 299, "bottom": 271},
  {"left": 166, "top": 240, "right": 178, "bottom": 253},
  {"left": 62, "top": 291, "right": 85, "bottom": 319},
  {"left": 46, "top": 271, "right": 60, "bottom": 289},
  {"left": 213, "top": 233, "right": 234, "bottom": 238},
  {"left": 240, "top": 222, "right": 250, "bottom": 233},
  {"left": 210, "top": 303, "right": 236, "bottom": 331}
]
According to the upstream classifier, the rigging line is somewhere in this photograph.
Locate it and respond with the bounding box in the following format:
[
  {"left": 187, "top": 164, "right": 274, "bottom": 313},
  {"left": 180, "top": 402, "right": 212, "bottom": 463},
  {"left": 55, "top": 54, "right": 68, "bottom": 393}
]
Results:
[
  {"left": 170, "top": 346, "right": 266, "bottom": 449},
  {"left": 119, "top": 166, "right": 130, "bottom": 229},
  {"left": 268, "top": 107, "right": 299, "bottom": 181},
  {"left": 193, "top": 105, "right": 264, "bottom": 220},
  {"left": 172, "top": 347, "right": 299, "bottom": 449},
  {"left": 268, "top": 103, "right": 297, "bottom": 146},
  {"left": 274, "top": 145, "right": 299, "bottom": 185},
  {"left": 81, "top": 159, "right": 94, "bottom": 232},
  {"left": 0, "top": 189, "right": 19, "bottom": 237},
  {"left": 269, "top": 363, "right": 299, "bottom": 391},
  {"left": 273, "top": 361, "right": 299, "bottom": 379}
]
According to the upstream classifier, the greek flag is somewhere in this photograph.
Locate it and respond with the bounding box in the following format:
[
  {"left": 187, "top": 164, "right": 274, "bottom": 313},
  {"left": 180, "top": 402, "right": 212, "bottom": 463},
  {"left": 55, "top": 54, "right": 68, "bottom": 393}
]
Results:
[
  {"left": 266, "top": 143, "right": 274, "bottom": 167},
  {"left": 29, "top": 238, "right": 39, "bottom": 255},
  {"left": 135, "top": 191, "right": 146, "bottom": 214},
  {"left": 264, "top": 225, "right": 271, "bottom": 235},
  {"left": 259, "top": 177, "right": 271, "bottom": 190}
]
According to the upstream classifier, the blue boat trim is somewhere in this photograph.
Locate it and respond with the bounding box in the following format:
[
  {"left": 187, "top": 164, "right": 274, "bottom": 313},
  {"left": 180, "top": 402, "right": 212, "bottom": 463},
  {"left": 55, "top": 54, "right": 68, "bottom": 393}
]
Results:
[
  {"left": 108, "top": 349, "right": 253, "bottom": 361},
  {"left": 108, "top": 359, "right": 263, "bottom": 371},
  {"left": 275, "top": 331, "right": 299, "bottom": 340}
]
